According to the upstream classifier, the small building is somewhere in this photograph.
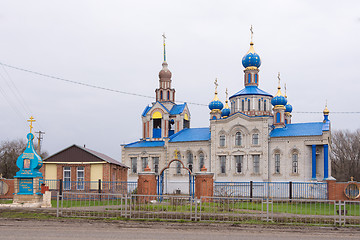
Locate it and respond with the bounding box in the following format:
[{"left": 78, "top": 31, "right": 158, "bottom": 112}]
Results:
[{"left": 42, "top": 145, "right": 128, "bottom": 191}]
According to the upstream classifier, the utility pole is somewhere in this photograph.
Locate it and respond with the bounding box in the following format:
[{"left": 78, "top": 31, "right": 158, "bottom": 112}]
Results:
[{"left": 35, "top": 131, "right": 45, "bottom": 154}]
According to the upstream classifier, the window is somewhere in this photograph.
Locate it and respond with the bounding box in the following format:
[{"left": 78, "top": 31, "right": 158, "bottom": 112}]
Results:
[
  {"left": 252, "top": 133, "right": 259, "bottom": 145},
  {"left": 235, "top": 155, "right": 243, "bottom": 173},
  {"left": 275, "top": 153, "right": 280, "bottom": 174},
  {"left": 187, "top": 152, "right": 193, "bottom": 172},
  {"left": 152, "top": 157, "right": 159, "bottom": 174},
  {"left": 131, "top": 157, "right": 137, "bottom": 173},
  {"left": 176, "top": 161, "right": 181, "bottom": 174},
  {"left": 248, "top": 73, "right": 251, "bottom": 83},
  {"left": 241, "top": 100, "right": 244, "bottom": 111},
  {"left": 264, "top": 100, "right": 267, "bottom": 111},
  {"left": 258, "top": 99, "right": 261, "bottom": 111},
  {"left": 219, "top": 135, "right": 226, "bottom": 147},
  {"left": 248, "top": 99, "right": 250, "bottom": 111},
  {"left": 77, "top": 167, "right": 84, "bottom": 190},
  {"left": 141, "top": 157, "right": 148, "bottom": 171},
  {"left": 253, "top": 155, "right": 260, "bottom": 174},
  {"left": 255, "top": 74, "right": 258, "bottom": 83},
  {"left": 235, "top": 132, "right": 242, "bottom": 146},
  {"left": 63, "top": 167, "right": 71, "bottom": 190},
  {"left": 160, "top": 91, "right": 163, "bottom": 100},
  {"left": 220, "top": 156, "right": 226, "bottom": 174},
  {"left": 167, "top": 91, "right": 170, "bottom": 100},
  {"left": 199, "top": 152, "right": 205, "bottom": 170},
  {"left": 276, "top": 112, "right": 281, "bottom": 123},
  {"left": 292, "top": 153, "right": 298, "bottom": 173}
]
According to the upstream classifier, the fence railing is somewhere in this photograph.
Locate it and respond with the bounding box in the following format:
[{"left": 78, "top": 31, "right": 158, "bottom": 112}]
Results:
[
  {"left": 56, "top": 192, "right": 360, "bottom": 226},
  {"left": 214, "top": 181, "right": 328, "bottom": 200}
]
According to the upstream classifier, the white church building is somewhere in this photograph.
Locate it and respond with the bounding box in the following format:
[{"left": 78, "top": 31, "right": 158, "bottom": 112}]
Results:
[{"left": 121, "top": 33, "right": 332, "bottom": 194}]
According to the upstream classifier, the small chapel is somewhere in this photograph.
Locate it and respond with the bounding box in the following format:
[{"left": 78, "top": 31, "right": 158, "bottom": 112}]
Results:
[{"left": 121, "top": 30, "right": 332, "bottom": 194}]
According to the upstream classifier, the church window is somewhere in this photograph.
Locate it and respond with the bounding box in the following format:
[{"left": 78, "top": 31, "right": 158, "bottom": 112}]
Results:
[
  {"left": 258, "top": 99, "right": 261, "bottom": 111},
  {"left": 141, "top": 157, "right": 148, "bottom": 171},
  {"left": 219, "top": 135, "right": 226, "bottom": 147},
  {"left": 167, "top": 91, "right": 170, "bottom": 100},
  {"left": 199, "top": 152, "right": 205, "bottom": 170},
  {"left": 253, "top": 155, "right": 260, "bottom": 174},
  {"left": 160, "top": 91, "right": 163, "bottom": 100},
  {"left": 63, "top": 167, "right": 71, "bottom": 190},
  {"left": 176, "top": 161, "right": 181, "bottom": 174},
  {"left": 131, "top": 157, "right": 137, "bottom": 173},
  {"left": 248, "top": 73, "right": 251, "bottom": 83},
  {"left": 187, "top": 152, "right": 193, "bottom": 172},
  {"left": 77, "top": 167, "right": 84, "bottom": 190},
  {"left": 292, "top": 153, "right": 298, "bottom": 173},
  {"left": 264, "top": 100, "right": 267, "bottom": 111},
  {"left": 275, "top": 153, "right": 280, "bottom": 174},
  {"left": 252, "top": 133, "right": 259, "bottom": 145},
  {"left": 241, "top": 100, "right": 244, "bottom": 111},
  {"left": 248, "top": 99, "right": 250, "bottom": 111},
  {"left": 152, "top": 157, "right": 159, "bottom": 174},
  {"left": 276, "top": 112, "right": 280, "bottom": 123},
  {"left": 152, "top": 112, "right": 162, "bottom": 138},
  {"left": 255, "top": 74, "right": 258, "bottom": 83},
  {"left": 220, "top": 156, "right": 226, "bottom": 174},
  {"left": 235, "top": 155, "right": 243, "bottom": 173},
  {"left": 235, "top": 132, "right": 242, "bottom": 146}
]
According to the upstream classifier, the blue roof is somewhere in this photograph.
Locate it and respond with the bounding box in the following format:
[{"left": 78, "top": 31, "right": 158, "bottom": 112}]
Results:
[
  {"left": 230, "top": 86, "right": 272, "bottom": 98},
  {"left": 142, "top": 105, "right": 152, "bottom": 117},
  {"left": 169, "top": 103, "right": 186, "bottom": 115},
  {"left": 169, "top": 128, "right": 210, "bottom": 142},
  {"left": 270, "top": 122, "right": 325, "bottom": 138},
  {"left": 124, "top": 140, "right": 165, "bottom": 148}
]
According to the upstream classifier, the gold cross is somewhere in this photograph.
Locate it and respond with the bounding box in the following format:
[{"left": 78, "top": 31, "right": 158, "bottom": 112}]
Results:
[
  {"left": 250, "top": 25, "right": 253, "bottom": 42},
  {"left": 162, "top": 33, "right": 167, "bottom": 62},
  {"left": 27, "top": 116, "right": 36, "bottom": 133},
  {"left": 214, "top": 78, "right": 218, "bottom": 93},
  {"left": 284, "top": 83, "right": 287, "bottom": 98},
  {"left": 277, "top": 72, "right": 281, "bottom": 88}
]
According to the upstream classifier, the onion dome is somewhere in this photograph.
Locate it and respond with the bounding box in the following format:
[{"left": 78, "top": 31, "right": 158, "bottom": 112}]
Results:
[
  {"left": 285, "top": 104, "right": 293, "bottom": 113},
  {"left": 159, "top": 62, "right": 172, "bottom": 80},
  {"left": 271, "top": 84, "right": 287, "bottom": 107},
  {"left": 242, "top": 42, "right": 261, "bottom": 69},
  {"left": 221, "top": 101, "right": 230, "bottom": 118},
  {"left": 323, "top": 105, "right": 329, "bottom": 115},
  {"left": 209, "top": 94, "right": 223, "bottom": 111}
]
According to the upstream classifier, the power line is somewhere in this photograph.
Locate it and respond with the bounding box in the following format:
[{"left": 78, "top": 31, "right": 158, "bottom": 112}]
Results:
[{"left": 1, "top": 61, "right": 359, "bottom": 113}]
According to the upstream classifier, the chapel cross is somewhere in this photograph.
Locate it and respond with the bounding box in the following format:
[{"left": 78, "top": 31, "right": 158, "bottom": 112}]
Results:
[
  {"left": 162, "top": 33, "right": 166, "bottom": 62},
  {"left": 250, "top": 25, "right": 254, "bottom": 42},
  {"left": 214, "top": 78, "right": 218, "bottom": 93},
  {"left": 277, "top": 72, "right": 281, "bottom": 88},
  {"left": 27, "top": 116, "right": 36, "bottom": 134},
  {"left": 225, "top": 88, "right": 228, "bottom": 100}
]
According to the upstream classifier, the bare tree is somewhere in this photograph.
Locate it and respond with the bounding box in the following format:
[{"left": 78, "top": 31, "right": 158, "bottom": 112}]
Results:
[{"left": 331, "top": 129, "right": 360, "bottom": 182}]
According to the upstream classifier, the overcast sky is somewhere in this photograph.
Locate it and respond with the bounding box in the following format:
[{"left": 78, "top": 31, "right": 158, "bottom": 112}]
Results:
[{"left": 0, "top": 0, "right": 359, "bottom": 160}]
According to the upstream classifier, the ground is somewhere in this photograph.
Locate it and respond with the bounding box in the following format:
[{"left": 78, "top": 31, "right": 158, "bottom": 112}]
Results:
[{"left": 0, "top": 217, "right": 359, "bottom": 240}]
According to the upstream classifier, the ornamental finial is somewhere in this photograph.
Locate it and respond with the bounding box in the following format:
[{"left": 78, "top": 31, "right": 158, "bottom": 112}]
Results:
[
  {"left": 250, "top": 25, "right": 254, "bottom": 43},
  {"left": 284, "top": 83, "right": 287, "bottom": 98},
  {"left": 323, "top": 100, "right": 330, "bottom": 115},
  {"left": 277, "top": 72, "right": 281, "bottom": 89},
  {"left": 214, "top": 78, "right": 218, "bottom": 94},
  {"left": 162, "top": 32, "right": 166, "bottom": 62},
  {"left": 225, "top": 88, "right": 228, "bottom": 101},
  {"left": 27, "top": 116, "right": 36, "bottom": 133}
]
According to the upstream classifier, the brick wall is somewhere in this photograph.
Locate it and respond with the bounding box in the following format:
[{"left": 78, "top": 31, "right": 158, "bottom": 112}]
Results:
[
  {"left": 327, "top": 180, "right": 360, "bottom": 201},
  {"left": 0, "top": 179, "right": 15, "bottom": 199}
]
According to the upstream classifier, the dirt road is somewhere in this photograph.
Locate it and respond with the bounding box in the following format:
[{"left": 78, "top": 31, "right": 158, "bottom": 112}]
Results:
[{"left": 0, "top": 218, "right": 359, "bottom": 240}]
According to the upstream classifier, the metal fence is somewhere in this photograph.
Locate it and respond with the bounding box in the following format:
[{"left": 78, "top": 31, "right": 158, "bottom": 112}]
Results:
[
  {"left": 57, "top": 192, "right": 360, "bottom": 226},
  {"left": 214, "top": 181, "right": 328, "bottom": 200}
]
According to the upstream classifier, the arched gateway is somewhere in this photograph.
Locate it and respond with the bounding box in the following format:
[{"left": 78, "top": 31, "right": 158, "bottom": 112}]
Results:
[{"left": 158, "top": 159, "right": 195, "bottom": 197}]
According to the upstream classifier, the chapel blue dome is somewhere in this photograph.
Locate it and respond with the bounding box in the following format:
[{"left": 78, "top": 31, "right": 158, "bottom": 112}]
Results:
[
  {"left": 242, "top": 42, "right": 261, "bottom": 69},
  {"left": 285, "top": 104, "right": 293, "bottom": 113},
  {"left": 221, "top": 107, "right": 230, "bottom": 117},
  {"left": 209, "top": 99, "right": 224, "bottom": 111},
  {"left": 271, "top": 95, "right": 287, "bottom": 106}
]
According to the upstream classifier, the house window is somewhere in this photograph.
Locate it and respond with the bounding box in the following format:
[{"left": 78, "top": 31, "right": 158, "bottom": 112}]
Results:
[
  {"left": 63, "top": 166, "right": 71, "bottom": 190},
  {"left": 176, "top": 161, "right": 181, "bottom": 174},
  {"left": 131, "top": 157, "right": 137, "bottom": 174},
  {"left": 235, "top": 132, "right": 242, "bottom": 146},
  {"left": 77, "top": 167, "right": 84, "bottom": 190},
  {"left": 141, "top": 157, "right": 148, "bottom": 171},
  {"left": 248, "top": 99, "right": 250, "bottom": 111},
  {"left": 242, "top": 100, "right": 244, "bottom": 111},
  {"left": 152, "top": 157, "right": 159, "bottom": 174},
  {"left": 199, "top": 152, "right": 205, "bottom": 170},
  {"left": 253, "top": 155, "right": 260, "bottom": 174},
  {"left": 220, "top": 156, "right": 226, "bottom": 174},
  {"left": 219, "top": 135, "right": 226, "bottom": 147},
  {"left": 187, "top": 152, "right": 193, "bottom": 172},
  {"left": 275, "top": 153, "right": 280, "bottom": 174},
  {"left": 235, "top": 155, "right": 243, "bottom": 173},
  {"left": 252, "top": 133, "right": 259, "bottom": 145},
  {"left": 292, "top": 153, "right": 298, "bottom": 173}
]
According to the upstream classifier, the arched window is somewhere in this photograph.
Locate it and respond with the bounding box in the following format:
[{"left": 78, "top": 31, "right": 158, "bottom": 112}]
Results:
[
  {"left": 248, "top": 99, "right": 250, "bottom": 111},
  {"left": 160, "top": 91, "right": 163, "bottom": 100},
  {"left": 219, "top": 135, "right": 225, "bottom": 147},
  {"left": 275, "top": 153, "right": 280, "bottom": 174},
  {"left": 187, "top": 152, "right": 193, "bottom": 172},
  {"left": 235, "top": 132, "right": 242, "bottom": 146},
  {"left": 167, "top": 91, "right": 170, "bottom": 100},
  {"left": 276, "top": 112, "right": 281, "bottom": 123},
  {"left": 199, "top": 152, "right": 205, "bottom": 170},
  {"left": 264, "top": 100, "right": 267, "bottom": 111},
  {"left": 241, "top": 100, "right": 245, "bottom": 111},
  {"left": 176, "top": 161, "right": 181, "bottom": 174},
  {"left": 252, "top": 133, "right": 259, "bottom": 145},
  {"left": 248, "top": 73, "right": 251, "bottom": 83},
  {"left": 292, "top": 153, "right": 298, "bottom": 173},
  {"left": 255, "top": 74, "right": 258, "bottom": 83},
  {"left": 258, "top": 99, "right": 261, "bottom": 111}
]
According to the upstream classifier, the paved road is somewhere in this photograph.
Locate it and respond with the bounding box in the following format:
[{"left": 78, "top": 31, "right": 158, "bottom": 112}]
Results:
[{"left": 0, "top": 218, "right": 359, "bottom": 240}]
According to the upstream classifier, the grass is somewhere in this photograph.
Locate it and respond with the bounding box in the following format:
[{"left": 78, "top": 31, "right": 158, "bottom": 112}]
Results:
[
  {"left": 0, "top": 199, "right": 13, "bottom": 204},
  {"left": 0, "top": 211, "right": 55, "bottom": 219}
]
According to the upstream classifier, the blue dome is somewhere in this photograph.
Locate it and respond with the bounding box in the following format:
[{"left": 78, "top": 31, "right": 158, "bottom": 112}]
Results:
[
  {"left": 271, "top": 95, "right": 287, "bottom": 106},
  {"left": 242, "top": 43, "right": 261, "bottom": 68},
  {"left": 285, "top": 104, "right": 293, "bottom": 113},
  {"left": 209, "top": 100, "right": 223, "bottom": 111},
  {"left": 221, "top": 107, "right": 230, "bottom": 117}
]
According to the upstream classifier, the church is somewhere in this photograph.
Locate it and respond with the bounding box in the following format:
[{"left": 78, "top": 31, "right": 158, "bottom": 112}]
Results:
[{"left": 121, "top": 32, "right": 332, "bottom": 194}]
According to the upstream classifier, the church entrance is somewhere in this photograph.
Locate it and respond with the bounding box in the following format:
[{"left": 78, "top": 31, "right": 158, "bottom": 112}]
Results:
[{"left": 157, "top": 159, "right": 194, "bottom": 197}]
